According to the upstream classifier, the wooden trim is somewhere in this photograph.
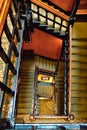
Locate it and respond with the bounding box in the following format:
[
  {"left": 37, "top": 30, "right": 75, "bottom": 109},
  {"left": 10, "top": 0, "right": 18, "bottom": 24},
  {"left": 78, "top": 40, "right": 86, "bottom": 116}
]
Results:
[
  {"left": 0, "top": 46, "right": 17, "bottom": 75},
  {"left": 0, "top": 0, "right": 4, "bottom": 11},
  {"left": 0, "top": 0, "right": 11, "bottom": 36},
  {"left": 31, "top": 65, "right": 38, "bottom": 118},
  {"left": 31, "top": 0, "right": 69, "bottom": 21},
  {"left": 77, "top": 9, "right": 87, "bottom": 15},
  {"left": 35, "top": 115, "right": 68, "bottom": 119},
  {"left": 0, "top": 81, "right": 14, "bottom": 96}
]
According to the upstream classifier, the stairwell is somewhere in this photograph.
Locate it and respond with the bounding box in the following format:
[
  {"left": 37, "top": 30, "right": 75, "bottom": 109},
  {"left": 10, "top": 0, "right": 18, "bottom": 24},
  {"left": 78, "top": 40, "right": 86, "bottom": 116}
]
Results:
[
  {"left": 1, "top": 0, "right": 86, "bottom": 129},
  {"left": 16, "top": 55, "right": 59, "bottom": 118}
]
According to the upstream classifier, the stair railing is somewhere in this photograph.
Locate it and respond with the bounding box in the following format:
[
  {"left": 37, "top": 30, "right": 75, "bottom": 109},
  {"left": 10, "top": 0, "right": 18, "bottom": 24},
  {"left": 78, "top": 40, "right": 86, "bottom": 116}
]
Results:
[
  {"left": 30, "top": 65, "right": 38, "bottom": 119},
  {"left": 31, "top": 0, "right": 69, "bottom": 21},
  {"left": 30, "top": 0, "right": 80, "bottom": 39},
  {"left": 30, "top": 0, "right": 69, "bottom": 39},
  {"left": 0, "top": 0, "right": 24, "bottom": 128}
]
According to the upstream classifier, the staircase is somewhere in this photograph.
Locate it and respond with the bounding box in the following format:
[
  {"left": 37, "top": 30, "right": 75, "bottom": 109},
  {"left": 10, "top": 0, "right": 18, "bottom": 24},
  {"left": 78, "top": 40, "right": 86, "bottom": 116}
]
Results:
[
  {"left": 0, "top": 0, "right": 85, "bottom": 129},
  {"left": 30, "top": 0, "right": 70, "bottom": 39},
  {"left": 19, "top": 0, "right": 80, "bottom": 40},
  {"left": 71, "top": 21, "right": 87, "bottom": 119},
  {"left": 34, "top": 66, "right": 56, "bottom": 115},
  {"left": 17, "top": 54, "right": 35, "bottom": 116},
  {"left": 16, "top": 55, "right": 59, "bottom": 118},
  {"left": 17, "top": 70, "right": 34, "bottom": 115}
]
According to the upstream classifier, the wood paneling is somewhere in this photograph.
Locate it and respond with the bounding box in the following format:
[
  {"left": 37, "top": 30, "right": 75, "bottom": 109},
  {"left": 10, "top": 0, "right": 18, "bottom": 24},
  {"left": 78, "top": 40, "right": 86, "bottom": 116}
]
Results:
[{"left": 79, "top": 0, "right": 87, "bottom": 9}]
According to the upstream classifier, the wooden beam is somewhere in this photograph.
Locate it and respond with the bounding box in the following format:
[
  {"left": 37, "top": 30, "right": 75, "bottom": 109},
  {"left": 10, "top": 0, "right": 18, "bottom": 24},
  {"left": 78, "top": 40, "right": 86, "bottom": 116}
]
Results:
[
  {"left": 0, "top": 46, "right": 17, "bottom": 75},
  {"left": 0, "top": 81, "right": 14, "bottom": 96},
  {"left": 4, "top": 22, "right": 19, "bottom": 57},
  {"left": 77, "top": 9, "right": 87, "bottom": 15},
  {"left": 0, "top": 0, "right": 11, "bottom": 36}
]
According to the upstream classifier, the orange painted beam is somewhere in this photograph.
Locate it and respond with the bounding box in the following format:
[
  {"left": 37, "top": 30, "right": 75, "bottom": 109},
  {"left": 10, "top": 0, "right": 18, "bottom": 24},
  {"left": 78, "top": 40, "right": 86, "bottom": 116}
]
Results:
[
  {"left": 0, "top": 0, "right": 4, "bottom": 11},
  {"left": 0, "top": 0, "right": 11, "bottom": 36}
]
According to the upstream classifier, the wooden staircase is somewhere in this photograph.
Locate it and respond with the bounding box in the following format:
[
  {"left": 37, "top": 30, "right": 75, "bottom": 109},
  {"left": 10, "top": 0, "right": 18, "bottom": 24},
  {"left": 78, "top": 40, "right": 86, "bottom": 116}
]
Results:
[
  {"left": 71, "top": 21, "right": 87, "bottom": 119},
  {"left": 17, "top": 71, "right": 34, "bottom": 115},
  {"left": 0, "top": 0, "right": 87, "bottom": 129},
  {"left": 17, "top": 55, "right": 35, "bottom": 115},
  {"left": 16, "top": 55, "right": 58, "bottom": 117},
  {"left": 35, "top": 70, "right": 55, "bottom": 115},
  {"left": 19, "top": 0, "right": 80, "bottom": 40},
  {"left": 30, "top": 0, "right": 72, "bottom": 39}
]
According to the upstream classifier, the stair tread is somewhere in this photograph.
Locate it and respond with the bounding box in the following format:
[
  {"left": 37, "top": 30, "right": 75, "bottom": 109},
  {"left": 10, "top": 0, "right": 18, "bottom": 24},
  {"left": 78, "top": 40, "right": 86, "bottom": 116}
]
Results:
[
  {"left": 19, "top": 89, "right": 33, "bottom": 92},
  {"left": 33, "top": 20, "right": 40, "bottom": 24},
  {"left": 39, "top": 24, "right": 48, "bottom": 28},
  {"left": 18, "top": 98, "right": 32, "bottom": 103},
  {"left": 53, "top": 30, "right": 60, "bottom": 34},
  {"left": 18, "top": 103, "right": 32, "bottom": 108},
  {"left": 17, "top": 108, "right": 32, "bottom": 114},
  {"left": 19, "top": 93, "right": 33, "bottom": 96},
  {"left": 46, "top": 28, "right": 54, "bottom": 31}
]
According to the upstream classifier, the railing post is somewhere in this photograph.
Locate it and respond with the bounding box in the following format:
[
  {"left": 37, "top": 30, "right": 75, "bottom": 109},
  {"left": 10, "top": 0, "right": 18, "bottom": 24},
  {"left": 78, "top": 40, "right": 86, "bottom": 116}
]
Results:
[
  {"left": 0, "top": 82, "right": 14, "bottom": 96},
  {"left": 4, "top": 22, "right": 19, "bottom": 57},
  {"left": 64, "top": 39, "right": 69, "bottom": 116}
]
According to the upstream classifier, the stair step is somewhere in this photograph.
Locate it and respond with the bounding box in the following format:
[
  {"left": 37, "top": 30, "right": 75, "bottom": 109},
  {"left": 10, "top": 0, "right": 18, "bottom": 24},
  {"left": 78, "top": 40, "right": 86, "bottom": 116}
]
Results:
[
  {"left": 18, "top": 93, "right": 32, "bottom": 98},
  {"left": 19, "top": 85, "right": 33, "bottom": 90},
  {"left": 33, "top": 20, "right": 40, "bottom": 25},
  {"left": 38, "top": 99, "right": 54, "bottom": 115},
  {"left": 19, "top": 89, "right": 33, "bottom": 93},
  {"left": 18, "top": 102, "right": 32, "bottom": 108},
  {"left": 17, "top": 108, "right": 32, "bottom": 114},
  {"left": 38, "top": 86, "right": 54, "bottom": 97},
  {"left": 20, "top": 76, "right": 34, "bottom": 79},
  {"left": 59, "top": 32, "right": 66, "bottom": 37},
  {"left": 53, "top": 30, "right": 60, "bottom": 34},
  {"left": 39, "top": 24, "right": 48, "bottom": 28},
  {"left": 46, "top": 28, "right": 54, "bottom": 31},
  {"left": 18, "top": 98, "right": 32, "bottom": 103}
]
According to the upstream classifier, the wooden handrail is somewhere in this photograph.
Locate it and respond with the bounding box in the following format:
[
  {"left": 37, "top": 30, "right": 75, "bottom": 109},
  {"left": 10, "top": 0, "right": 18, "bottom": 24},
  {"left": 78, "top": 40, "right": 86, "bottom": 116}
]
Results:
[
  {"left": 31, "top": 0, "right": 69, "bottom": 21},
  {"left": 0, "top": 0, "right": 4, "bottom": 11},
  {"left": 0, "top": 0, "right": 11, "bottom": 36},
  {"left": 77, "top": 9, "right": 87, "bottom": 15}
]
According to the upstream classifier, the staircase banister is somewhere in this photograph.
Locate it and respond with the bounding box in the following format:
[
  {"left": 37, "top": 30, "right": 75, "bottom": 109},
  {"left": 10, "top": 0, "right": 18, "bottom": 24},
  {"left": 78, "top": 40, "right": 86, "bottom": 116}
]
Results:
[
  {"left": 0, "top": 0, "right": 4, "bottom": 11},
  {"left": 69, "top": 0, "right": 80, "bottom": 25},
  {"left": 0, "top": 0, "right": 11, "bottom": 36},
  {"left": 30, "top": 0, "right": 69, "bottom": 21},
  {"left": 31, "top": 65, "right": 38, "bottom": 119}
]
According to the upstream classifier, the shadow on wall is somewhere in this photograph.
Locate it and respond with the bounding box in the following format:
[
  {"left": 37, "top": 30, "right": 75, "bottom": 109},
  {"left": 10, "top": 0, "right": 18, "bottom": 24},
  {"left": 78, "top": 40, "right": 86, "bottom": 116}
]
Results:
[
  {"left": 23, "top": 28, "right": 63, "bottom": 60},
  {"left": 80, "top": 126, "right": 87, "bottom": 130}
]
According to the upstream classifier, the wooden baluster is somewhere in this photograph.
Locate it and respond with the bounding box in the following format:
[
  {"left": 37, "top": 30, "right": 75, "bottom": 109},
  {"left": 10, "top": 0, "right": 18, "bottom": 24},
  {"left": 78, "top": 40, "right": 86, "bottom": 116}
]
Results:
[
  {"left": 64, "top": 40, "right": 69, "bottom": 115},
  {"left": 4, "top": 22, "right": 19, "bottom": 57},
  {"left": 9, "top": 7, "right": 20, "bottom": 42},
  {"left": 0, "top": 82, "right": 14, "bottom": 96},
  {"left": 12, "top": 0, "right": 18, "bottom": 13}
]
